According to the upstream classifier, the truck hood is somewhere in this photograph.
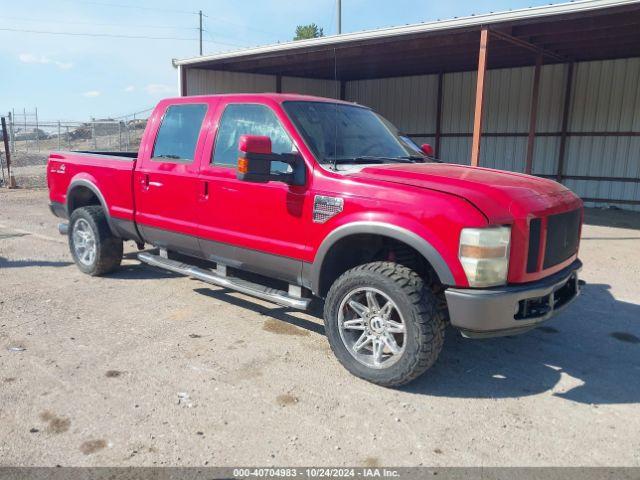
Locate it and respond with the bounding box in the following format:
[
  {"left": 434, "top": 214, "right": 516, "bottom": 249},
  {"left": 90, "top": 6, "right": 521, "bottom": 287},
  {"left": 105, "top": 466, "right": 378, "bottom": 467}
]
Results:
[{"left": 353, "top": 163, "right": 577, "bottom": 222}]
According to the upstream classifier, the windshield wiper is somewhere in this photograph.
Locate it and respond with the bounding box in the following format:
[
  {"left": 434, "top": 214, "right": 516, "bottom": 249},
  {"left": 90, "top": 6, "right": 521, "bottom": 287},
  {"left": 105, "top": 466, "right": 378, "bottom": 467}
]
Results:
[
  {"left": 329, "top": 156, "right": 415, "bottom": 170},
  {"left": 399, "top": 155, "right": 427, "bottom": 162},
  {"left": 400, "top": 154, "right": 444, "bottom": 164},
  {"left": 155, "top": 154, "right": 182, "bottom": 159}
]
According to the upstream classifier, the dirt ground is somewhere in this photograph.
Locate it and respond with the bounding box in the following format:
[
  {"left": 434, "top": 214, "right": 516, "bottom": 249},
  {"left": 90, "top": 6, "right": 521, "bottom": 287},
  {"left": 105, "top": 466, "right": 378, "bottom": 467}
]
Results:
[{"left": 1, "top": 187, "right": 639, "bottom": 467}]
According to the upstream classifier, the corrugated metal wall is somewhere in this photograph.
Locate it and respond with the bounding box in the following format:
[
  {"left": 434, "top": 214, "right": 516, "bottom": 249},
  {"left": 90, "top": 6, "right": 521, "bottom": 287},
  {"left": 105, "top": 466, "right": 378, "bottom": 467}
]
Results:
[
  {"left": 184, "top": 59, "right": 640, "bottom": 210},
  {"left": 346, "top": 75, "right": 438, "bottom": 149},
  {"left": 345, "top": 58, "right": 640, "bottom": 211},
  {"left": 563, "top": 58, "right": 640, "bottom": 210},
  {"left": 184, "top": 69, "right": 340, "bottom": 98},
  {"left": 185, "top": 69, "right": 276, "bottom": 95},
  {"left": 281, "top": 77, "right": 340, "bottom": 98}
]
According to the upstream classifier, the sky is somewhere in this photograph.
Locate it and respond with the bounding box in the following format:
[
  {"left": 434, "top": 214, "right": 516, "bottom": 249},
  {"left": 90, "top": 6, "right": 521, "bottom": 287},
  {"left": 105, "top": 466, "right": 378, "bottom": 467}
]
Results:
[{"left": 1, "top": 0, "right": 553, "bottom": 121}]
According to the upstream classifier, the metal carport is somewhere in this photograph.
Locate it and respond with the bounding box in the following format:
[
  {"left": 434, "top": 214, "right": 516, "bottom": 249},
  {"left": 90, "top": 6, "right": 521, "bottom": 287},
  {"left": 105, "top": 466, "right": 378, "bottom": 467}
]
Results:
[{"left": 174, "top": 0, "right": 640, "bottom": 209}]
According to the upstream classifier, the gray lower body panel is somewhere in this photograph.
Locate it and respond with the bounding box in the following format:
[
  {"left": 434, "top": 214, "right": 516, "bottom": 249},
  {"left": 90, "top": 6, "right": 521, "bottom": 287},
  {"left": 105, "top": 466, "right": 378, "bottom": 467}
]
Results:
[
  {"left": 199, "top": 238, "right": 302, "bottom": 285},
  {"left": 139, "top": 225, "right": 303, "bottom": 287},
  {"left": 139, "top": 225, "right": 201, "bottom": 258},
  {"left": 112, "top": 218, "right": 143, "bottom": 243},
  {"left": 445, "top": 259, "right": 582, "bottom": 338}
]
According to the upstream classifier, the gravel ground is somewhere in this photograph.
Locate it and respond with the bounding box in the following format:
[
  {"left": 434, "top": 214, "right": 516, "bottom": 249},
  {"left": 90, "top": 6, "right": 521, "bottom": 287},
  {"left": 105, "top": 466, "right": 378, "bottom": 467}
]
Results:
[{"left": 1, "top": 188, "right": 639, "bottom": 467}]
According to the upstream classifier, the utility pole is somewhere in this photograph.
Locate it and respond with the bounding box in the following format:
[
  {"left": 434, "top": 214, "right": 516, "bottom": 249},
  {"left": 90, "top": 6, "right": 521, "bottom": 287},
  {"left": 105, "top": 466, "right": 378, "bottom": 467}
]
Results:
[
  {"left": 199, "top": 10, "right": 203, "bottom": 55},
  {"left": 336, "top": 0, "right": 342, "bottom": 34}
]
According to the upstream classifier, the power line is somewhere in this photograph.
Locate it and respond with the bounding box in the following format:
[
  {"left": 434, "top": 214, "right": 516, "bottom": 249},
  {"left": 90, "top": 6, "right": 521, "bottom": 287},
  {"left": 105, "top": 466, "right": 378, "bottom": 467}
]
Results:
[
  {"left": 60, "top": 0, "right": 196, "bottom": 15},
  {"left": 0, "top": 15, "right": 198, "bottom": 31},
  {"left": 203, "top": 14, "right": 282, "bottom": 38},
  {"left": 202, "top": 29, "right": 253, "bottom": 49},
  {"left": 5, "top": 9, "right": 282, "bottom": 43},
  {"left": 0, "top": 26, "right": 246, "bottom": 47},
  {"left": 111, "top": 107, "right": 154, "bottom": 120},
  {"left": 200, "top": 18, "right": 281, "bottom": 51}
]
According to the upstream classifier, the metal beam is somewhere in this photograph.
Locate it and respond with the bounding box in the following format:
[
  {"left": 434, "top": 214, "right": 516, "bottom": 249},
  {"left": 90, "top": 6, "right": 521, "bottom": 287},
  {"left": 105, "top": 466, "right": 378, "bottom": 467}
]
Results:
[
  {"left": 529, "top": 23, "right": 640, "bottom": 44},
  {"left": 471, "top": 28, "right": 489, "bottom": 167},
  {"left": 511, "top": 10, "right": 640, "bottom": 37},
  {"left": 556, "top": 62, "right": 575, "bottom": 182},
  {"left": 406, "top": 131, "right": 640, "bottom": 138},
  {"left": 525, "top": 54, "right": 542, "bottom": 174},
  {"left": 435, "top": 72, "right": 443, "bottom": 157},
  {"left": 579, "top": 198, "right": 640, "bottom": 206},
  {"left": 537, "top": 174, "right": 640, "bottom": 183},
  {"left": 489, "top": 28, "right": 566, "bottom": 61},
  {"left": 246, "top": 47, "right": 534, "bottom": 79},
  {"left": 540, "top": 34, "right": 640, "bottom": 52}
]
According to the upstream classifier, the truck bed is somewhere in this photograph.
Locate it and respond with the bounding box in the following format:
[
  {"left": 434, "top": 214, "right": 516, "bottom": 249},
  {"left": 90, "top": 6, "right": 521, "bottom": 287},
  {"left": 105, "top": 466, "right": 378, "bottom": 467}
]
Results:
[{"left": 47, "top": 150, "right": 137, "bottom": 227}]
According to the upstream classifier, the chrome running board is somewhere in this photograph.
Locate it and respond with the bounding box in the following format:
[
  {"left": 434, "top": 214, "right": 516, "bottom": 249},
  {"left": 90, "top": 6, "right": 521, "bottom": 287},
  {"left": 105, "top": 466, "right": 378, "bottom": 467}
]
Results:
[{"left": 137, "top": 252, "right": 311, "bottom": 310}]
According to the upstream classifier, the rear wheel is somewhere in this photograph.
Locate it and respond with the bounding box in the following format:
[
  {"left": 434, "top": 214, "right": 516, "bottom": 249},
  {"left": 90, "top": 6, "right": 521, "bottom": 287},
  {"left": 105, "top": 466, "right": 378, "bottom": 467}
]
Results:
[
  {"left": 323, "top": 261, "right": 445, "bottom": 387},
  {"left": 68, "top": 206, "right": 123, "bottom": 276}
]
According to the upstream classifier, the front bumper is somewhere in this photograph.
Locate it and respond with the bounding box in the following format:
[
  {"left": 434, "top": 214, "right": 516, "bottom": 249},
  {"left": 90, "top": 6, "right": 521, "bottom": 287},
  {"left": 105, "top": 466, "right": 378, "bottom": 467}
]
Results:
[{"left": 445, "top": 259, "right": 582, "bottom": 338}]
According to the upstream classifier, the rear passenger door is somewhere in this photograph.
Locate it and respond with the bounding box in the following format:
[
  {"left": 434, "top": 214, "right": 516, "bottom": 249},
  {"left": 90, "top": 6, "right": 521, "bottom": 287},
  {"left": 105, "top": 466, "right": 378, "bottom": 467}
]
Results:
[{"left": 134, "top": 102, "right": 210, "bottom": 256}]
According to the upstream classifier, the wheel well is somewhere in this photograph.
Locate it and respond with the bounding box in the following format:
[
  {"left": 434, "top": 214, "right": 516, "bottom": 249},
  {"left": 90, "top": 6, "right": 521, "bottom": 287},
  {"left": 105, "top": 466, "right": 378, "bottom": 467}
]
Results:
[
  {"left": 318, "top": 234, "right": 442, "bottom": 297},
  {"left": 67, "top": 186, "right": 102, "bottom": 215}
]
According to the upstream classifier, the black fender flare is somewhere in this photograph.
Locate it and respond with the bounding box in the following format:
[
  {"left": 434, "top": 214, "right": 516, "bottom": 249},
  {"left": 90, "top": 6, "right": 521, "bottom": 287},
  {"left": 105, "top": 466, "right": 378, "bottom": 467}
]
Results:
[
  {"left": 65, "top": 179, "right": 119, "bottom": 237},
  {"left": 304, "top": 221, "right": 455, "bottom": 295}
]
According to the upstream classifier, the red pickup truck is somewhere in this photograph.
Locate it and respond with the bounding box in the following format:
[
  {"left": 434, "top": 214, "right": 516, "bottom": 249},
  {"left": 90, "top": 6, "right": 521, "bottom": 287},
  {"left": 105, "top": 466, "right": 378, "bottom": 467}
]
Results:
[{"left": 47, "top": 93, "right": 583, "bottom": 386}]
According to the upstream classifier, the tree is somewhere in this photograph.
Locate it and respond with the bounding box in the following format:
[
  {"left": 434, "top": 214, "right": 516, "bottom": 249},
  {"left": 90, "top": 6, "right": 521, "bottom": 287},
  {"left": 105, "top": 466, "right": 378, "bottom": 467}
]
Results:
[{"left": 294, "top": 23, "right": 324, "bottom": 41}]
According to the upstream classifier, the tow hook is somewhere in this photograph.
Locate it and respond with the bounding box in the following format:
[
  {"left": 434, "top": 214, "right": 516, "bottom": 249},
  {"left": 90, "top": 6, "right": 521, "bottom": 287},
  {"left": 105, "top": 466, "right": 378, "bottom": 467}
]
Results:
[{"left": 58, "top": 223, "right": 69, "bottom": 235}]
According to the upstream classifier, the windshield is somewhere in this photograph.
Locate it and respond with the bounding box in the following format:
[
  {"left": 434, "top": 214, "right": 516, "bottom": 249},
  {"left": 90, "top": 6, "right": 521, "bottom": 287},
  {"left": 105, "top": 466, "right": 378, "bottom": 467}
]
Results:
[{"left": 282, "top": 101, "right": 426, "bottom": 166}]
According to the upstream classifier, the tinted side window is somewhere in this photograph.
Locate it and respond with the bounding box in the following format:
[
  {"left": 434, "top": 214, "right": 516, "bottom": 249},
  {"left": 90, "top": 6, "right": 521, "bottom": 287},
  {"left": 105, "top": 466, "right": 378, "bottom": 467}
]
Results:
[
  {"left": 152, "top": 104, "right": 207, "bottom": 162},
  {"left": 212, "top": 104, "right": 294, "bottom": 173}
]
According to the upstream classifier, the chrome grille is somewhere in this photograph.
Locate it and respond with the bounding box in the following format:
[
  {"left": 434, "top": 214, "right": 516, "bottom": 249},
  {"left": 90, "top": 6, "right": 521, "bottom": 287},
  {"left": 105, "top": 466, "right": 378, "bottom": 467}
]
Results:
[{"left": 543, "top": 209, "right": 581, "bottom": 269}]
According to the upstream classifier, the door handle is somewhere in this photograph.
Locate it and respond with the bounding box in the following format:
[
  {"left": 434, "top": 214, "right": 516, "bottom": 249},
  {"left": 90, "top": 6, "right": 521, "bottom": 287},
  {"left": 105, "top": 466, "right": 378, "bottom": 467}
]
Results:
[
  {"left": 200, "top": 181, "right": 209, "bottom": 201},
  {"left": 141, "top": 174, "right": 162, "bottom": 188}
]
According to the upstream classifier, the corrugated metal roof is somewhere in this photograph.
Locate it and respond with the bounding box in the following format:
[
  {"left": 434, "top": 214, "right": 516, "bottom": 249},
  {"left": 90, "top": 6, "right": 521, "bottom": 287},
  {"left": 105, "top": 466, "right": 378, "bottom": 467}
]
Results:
[{"left": 174, "top": 0, "right": 640, "bottom": 68}]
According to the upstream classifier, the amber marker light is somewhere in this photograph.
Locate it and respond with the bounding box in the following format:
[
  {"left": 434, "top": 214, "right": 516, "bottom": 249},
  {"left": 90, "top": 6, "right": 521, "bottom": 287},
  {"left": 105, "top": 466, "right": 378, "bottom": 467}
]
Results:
[{"left": 238, "top": 157, "right": 249, "bottom": 174}]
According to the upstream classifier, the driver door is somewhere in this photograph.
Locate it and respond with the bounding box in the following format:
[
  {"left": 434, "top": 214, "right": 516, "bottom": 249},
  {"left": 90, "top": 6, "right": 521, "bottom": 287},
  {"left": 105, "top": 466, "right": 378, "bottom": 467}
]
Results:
[{"left": 196, "top": 101, "right": 311, "bottom": 284}]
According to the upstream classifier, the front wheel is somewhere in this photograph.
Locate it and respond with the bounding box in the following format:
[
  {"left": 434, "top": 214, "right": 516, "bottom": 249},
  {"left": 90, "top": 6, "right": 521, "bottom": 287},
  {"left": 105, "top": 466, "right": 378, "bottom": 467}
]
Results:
[
  {"left": 323, "top": 262, "right": 445, "bottom": 387},
  {"left": 68, "top": 206, "right": 123, "bottom": 276}
]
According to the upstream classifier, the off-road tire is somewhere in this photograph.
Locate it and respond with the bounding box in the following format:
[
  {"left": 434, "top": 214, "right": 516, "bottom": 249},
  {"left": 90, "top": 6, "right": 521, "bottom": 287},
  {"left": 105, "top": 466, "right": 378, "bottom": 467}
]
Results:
[
  {"left": 324, "top": 261, "right": 446, "bottom": 387},
  {"left": 68, "top": 206, "right": 123, "bottom": 276}
]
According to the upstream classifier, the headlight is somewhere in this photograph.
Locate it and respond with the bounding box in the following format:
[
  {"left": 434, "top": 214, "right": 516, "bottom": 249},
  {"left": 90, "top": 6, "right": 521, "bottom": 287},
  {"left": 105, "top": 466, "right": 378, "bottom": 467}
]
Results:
[{"left": 459, "top": 226, "right": 511, "bottom": 287}]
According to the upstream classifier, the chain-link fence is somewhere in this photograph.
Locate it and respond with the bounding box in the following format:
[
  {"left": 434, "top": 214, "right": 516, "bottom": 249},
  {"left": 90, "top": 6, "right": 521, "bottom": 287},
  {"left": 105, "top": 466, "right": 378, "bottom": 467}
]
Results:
[
  {"left": 0, "top": 108, "right": 153, "bottom": 188},
  {"left": 5, "top": 108, "right": 152, "bottom": 155}
]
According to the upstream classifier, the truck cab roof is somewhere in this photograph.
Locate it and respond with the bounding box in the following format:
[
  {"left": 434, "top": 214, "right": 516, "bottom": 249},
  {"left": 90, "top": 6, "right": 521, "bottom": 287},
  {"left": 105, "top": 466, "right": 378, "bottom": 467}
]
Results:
[{"left": 161, "top": 92, "right": 356, "bottom": 106}]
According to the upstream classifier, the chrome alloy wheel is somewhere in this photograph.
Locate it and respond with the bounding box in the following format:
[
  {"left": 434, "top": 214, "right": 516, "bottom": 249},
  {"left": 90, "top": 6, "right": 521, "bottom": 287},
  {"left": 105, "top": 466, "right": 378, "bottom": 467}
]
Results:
[
  {"left": 337, "top": 287, "right": 407, "bottom": 369},
  {"left": 72, "top": 218, "right": 97, "bottom": 266}
]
